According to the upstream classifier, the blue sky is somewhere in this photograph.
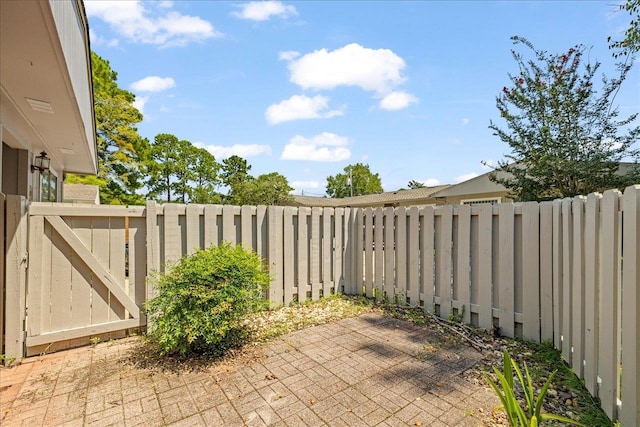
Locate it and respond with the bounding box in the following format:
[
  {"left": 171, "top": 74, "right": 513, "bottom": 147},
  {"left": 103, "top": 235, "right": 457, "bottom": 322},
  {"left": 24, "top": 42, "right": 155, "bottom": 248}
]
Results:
[{"left": 85, "top": 1, "right": 638, "bottom": 196}]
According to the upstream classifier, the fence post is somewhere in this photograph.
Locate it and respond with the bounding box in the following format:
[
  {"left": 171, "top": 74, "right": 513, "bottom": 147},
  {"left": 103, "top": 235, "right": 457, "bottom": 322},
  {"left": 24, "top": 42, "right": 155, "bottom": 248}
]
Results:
[
  {"left": 621, "top": 185, "right": 640, "bottom": 426},
  {"left": 4, "top": 195, "right": 28, "bottom": 363}
]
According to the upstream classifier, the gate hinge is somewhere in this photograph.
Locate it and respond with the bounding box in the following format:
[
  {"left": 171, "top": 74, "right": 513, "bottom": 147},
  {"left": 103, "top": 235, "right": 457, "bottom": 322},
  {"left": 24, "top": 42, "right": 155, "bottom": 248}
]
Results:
[{"left": 21, "top": 252, "right": 28, "bottom": 270}]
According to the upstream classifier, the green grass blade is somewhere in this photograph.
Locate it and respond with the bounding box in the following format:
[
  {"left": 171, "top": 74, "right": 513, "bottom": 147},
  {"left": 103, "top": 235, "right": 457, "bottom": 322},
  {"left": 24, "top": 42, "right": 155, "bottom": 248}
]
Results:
[
  {"left": 540, "top": 413, "right": 586, "bottom": 426},
  {"left": 534, "top": 370, "right": 557, "bottom": 418}
]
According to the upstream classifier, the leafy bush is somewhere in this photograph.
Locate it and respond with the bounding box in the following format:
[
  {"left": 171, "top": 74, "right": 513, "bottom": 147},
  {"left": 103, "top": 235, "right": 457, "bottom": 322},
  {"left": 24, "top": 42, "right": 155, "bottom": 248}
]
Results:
[
  {"left": 145, "top": 242, "right": 270, "bottom": 355},
  {"left": 483, "top": 350, "right": 585, "bottom": 426}
]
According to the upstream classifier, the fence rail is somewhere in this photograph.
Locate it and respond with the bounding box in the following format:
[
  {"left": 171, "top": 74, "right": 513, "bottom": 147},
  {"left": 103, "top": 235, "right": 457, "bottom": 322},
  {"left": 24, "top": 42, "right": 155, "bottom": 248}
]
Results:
[{"left": 3, "top": 185, "right": 639, "bottom": 425}]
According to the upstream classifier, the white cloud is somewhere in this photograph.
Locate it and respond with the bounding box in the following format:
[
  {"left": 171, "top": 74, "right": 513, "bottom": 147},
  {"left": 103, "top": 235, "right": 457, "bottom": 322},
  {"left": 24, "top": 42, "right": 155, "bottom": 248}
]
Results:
[
  {"left": 232, "top": 1, "right": 297, "bottom": 21},
  {"left": 265, "top": 95, "right": 343, "bottom": 125},
  {"left": 89, "top": 28, "right": 118, "bottom": 47},
  {"left": 456, "top": 172, "right": 479, "bottom": 183},
  {"left": 279, "top": 50, "right": 300, "bottom": 61},
  {"left": 286, "top": 43, "right": 407, "bottom": 94},
  {"left": 130, "top": 76, "right": 176, "bottom": 92},
  {"left": 462, "top": 118, "right": 470, "bottom": 125},
  {"left": 424, "top": 178, "right": 441, "bottom": 187},
  {"left": 281, "top": 132, "right": 351, "bottom": 162},
  {"left": 379, "top": 91, "right": 418, "bottom": 110},
  {"left": 132, "top": 95, "right": 149, "bottom": 114},
  {"left": 85, "top": 0, "right": 222, "bottom": 47},
  {"left": 197, "top": 143, "right": 272, "bottom": 159}
]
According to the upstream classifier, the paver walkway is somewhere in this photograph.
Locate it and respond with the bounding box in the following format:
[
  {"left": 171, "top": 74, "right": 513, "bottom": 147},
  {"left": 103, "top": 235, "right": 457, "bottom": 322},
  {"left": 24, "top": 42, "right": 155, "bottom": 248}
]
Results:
[{"left": 1, "top": 313, "right": 500, "bottom": 426}]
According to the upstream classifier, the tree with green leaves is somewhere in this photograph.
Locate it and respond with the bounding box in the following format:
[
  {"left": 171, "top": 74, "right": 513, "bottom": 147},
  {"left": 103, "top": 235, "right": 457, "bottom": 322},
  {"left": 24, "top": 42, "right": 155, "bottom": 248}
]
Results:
[
  {"left": 489, "top": 36, "right": 640, "bottom": 202},
  {"left": 235, "top": 172, "right": 294, "bottom": 206},
  {"left": 220, "top": 155, "right": 252, "bottom": 204},
  {"left": 326, "top": 163, "right": 383, "bottom": 198},
  {"left": 147, "top": 133, "right": 195, "bottom": 203},
  {"left": 67, "top": 52, "right": 148, "bottom": 205},
  {"left": 609, "top": 0, "right": 639, "bottom": 57},
  {"left": 407, "top": 180, "right": 425, "bottom": 189},
  {"left": 189, "top": 147, "right": 222, "bottom": 204}
]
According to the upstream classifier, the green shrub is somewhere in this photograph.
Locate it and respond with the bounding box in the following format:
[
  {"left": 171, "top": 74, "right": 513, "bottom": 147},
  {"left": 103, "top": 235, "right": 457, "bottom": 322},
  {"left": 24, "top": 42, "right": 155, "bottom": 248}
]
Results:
[{"left": 145, "top": 242, "right": 270, "bottom": 355}]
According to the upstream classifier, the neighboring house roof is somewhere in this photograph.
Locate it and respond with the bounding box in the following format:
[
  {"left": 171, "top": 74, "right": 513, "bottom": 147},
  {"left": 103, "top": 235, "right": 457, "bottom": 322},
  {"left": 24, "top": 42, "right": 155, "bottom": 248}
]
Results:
[
  {"left": 430, "top": 171, "right": 509, "bottom": 198},
  {"left": 292, "top": 185, "right": 451, "bottom": 208},
  {"left": 63, "top": 184, "right": 100, "bottom": 204}
]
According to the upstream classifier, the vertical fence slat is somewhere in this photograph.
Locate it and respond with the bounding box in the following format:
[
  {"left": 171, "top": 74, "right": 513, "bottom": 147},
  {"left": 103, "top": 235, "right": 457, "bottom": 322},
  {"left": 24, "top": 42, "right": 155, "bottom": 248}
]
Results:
[
  {"left": 522, "top": 202, "right": 540, "bottom": 342},
  {"left": 477, "top": 204, "right": 493, "bottom": 330},
  {"left": 355, "top": 208, "right": 364, "bottom": 296},
  {"left": 25, "top": 214, "right": 44, "bottom": 345},
  {"left": 561, "top": 199, "right": 573, "bottom": 362},
  {"left": 130, "top": 216, "right": 147, "bottom": 325},
  {"left": 5, "top": 196, "right": 28, "bottom": 362},
  {"left": 437, "top": 205, "right": 453, "bottom": 317},
  {"left": 383, "top": 207, "right": 395, "bottom": 301},
  {"left": 163, "top": 204, "right": 180, "bottom": 268},
  {"left": 91, "top": 217, "right": 111, "bottom": 324},
  {"left": 539, "top": 202, "right": 554, "bottom": 343},
  {"left": 364, "top": 207, "right": 374, "bottom": 298},
  {"left": 322, "top": 208, "right": 333, "bottom": 296},
  {"left": 621, "top": 185, "right": 640, "bottom": 427},
  {"left": 571, "top": 196, "right": 586, "bottom": 377},
  {"left": 552, "top": 200, "right": 563, "bottom": 350},
  {"left": 185, "top": 204, "right": 200, "bottom": 254},
  {"left": 222, "top": 205, "right": 236, "bottom": 245},
  {"left": 298, "top": 207, "right": 310, "bottom": 299},
  {"left": 268, "top": 206, "right": 284, "bottom": 307},
  {"left": 583, "top": 193, "right": 601, "bottom": 396},
  {"left": 109, "top": 217, "right": 126, "bottom": 321},
  {"left": 421, "top": 206, "right": 435, "bottom": 313},
  {"left": 334, "top": 208, "right": 344, "bottom": 293},
  {"left": 311, "top": 207, "right": 321, "bottom": 300},
  {"left": 396, "top": 208, "right": 407, "bottom": 302},
  {"left": 241, "top": 205, "right": 253, "bottom": 249},
  {"left": 498, "top": 203, "right": 515, "bottom": 338},
  {"left": 203, "top": 205, "right": 220, "bottom": 248},
  {"left": 598, "top": 189, "right": 621, "bottom": 421},
  {"left": 283, "top": 207, "right": 295, "bottom": 305},
  {"left": 407, "top": 207, "right": 419, "bottom": 307},
  {"left": 456, "top": 205, "right": 471, "bottom": 322},
  {"left": 256, "top": 206, "right": 267, "bottom": 260},
  {"left": 374, "top": 207, "right": 384, "bottom": 300}
]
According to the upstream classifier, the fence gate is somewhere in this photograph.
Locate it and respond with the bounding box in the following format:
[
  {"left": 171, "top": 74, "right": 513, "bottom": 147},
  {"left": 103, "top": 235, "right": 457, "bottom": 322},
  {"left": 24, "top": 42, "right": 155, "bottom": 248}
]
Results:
[{"left": 23, "top": 203, "right": 147, "bottom": 356}]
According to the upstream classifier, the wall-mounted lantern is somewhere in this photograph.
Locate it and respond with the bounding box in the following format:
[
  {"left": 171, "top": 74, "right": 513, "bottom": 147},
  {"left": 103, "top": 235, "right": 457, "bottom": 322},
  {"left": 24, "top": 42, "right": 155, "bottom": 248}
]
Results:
[{"left": 31, "top": 151, "right": 51, "bottom": 173}]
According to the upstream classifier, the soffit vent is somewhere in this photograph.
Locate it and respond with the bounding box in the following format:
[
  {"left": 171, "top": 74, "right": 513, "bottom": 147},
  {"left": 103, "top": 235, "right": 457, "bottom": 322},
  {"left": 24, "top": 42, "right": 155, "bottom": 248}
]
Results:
[{"left": 26, "top": 98, "right": 54, "bottom": 114}]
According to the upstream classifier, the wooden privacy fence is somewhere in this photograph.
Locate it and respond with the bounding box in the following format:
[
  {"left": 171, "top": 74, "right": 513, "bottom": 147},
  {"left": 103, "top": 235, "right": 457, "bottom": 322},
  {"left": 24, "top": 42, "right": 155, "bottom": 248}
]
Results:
[{"left": 2, "top": 185, "right": 639, "bottom": 425}]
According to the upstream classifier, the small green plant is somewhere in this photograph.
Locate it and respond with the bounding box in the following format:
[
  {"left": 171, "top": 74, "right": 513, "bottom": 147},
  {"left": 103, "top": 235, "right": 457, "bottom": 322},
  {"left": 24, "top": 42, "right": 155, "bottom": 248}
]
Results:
[
  {"left": 483, "top": 350, "right": 585, "bottom": 426},
  {"left": 89, "top": 336, "right": 101, "bottom": 347},
  {"left": 0, "top": 354, "right": 16, "bottom": 366},
  {"left": 448, "top": 305, "right": 465, "bottom": 323},
  {"left": 145, "top": 242, "right": 270, "bottom": 356}
]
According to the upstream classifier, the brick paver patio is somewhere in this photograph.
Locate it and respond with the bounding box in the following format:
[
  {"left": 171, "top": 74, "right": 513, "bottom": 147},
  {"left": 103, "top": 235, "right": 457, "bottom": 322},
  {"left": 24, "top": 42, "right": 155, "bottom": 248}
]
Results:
[{"left": 1, "top": 313, "right": 500, "bottom": 426}]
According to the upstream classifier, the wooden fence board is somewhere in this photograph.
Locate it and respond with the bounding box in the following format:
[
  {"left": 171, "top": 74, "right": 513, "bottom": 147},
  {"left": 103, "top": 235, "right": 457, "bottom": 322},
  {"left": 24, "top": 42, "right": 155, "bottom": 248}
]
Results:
[
  {"left": 552, "top": 200, "right": 563, "bottom": 350},
  {"left": 364, "top": 208, "right": 374, "bottom": 298},
  {"left": 437, "top": 205, "right": 453, "bottom": 317},
  {"left": 222, "top": 205, "right": 236, "bottom": 245},
  {"left": 69, "top": 217, "right": 92, "bottom": 329},
  {"left": 163, "top": 204, "right": 181, "bottom": 268},
  {"left": 323, "top": 208, "right": 333, "bottom": 296},
  {"left": 561, "top": 199, "right": 573, "bottom": 362},
  {"left": 583, "top": 193, "right": 600, "bottom": 396},
  {"left": 186, "top": 204, "right": 200, "bottom": 254},
  {"left": 539, "top": 202, "right": 554, "bottom": 343},
  {"left": 571, "top": 197, "right": 586, "bottom": 377},
  {"left": 241, "top": 205, "right": 253, "bottom": 249},
  {"left": 89, "top": 216, "right": 111, "bottom": 324},
  {"left": 396, "top": 208, "right": 407, "bottom": 303},
  {"left": 477, "top": 204, "right": 493, "bottom": 330},
  {"left": 621, "top": 185, "right": 640, "bottom": 427},
  {"left": 297, "top": 207, "right": 310, "bottom": 299},
  {"left": 456, "top": 205, "right": 471, "bottom": 322},
  {"left": 26, "top": 214, "right": 45, "bottom": 340},
  {"left": 522, "top": 202, "right": 540, "bottom": 342},
  {"left": 598, "top": 190, "right": 621, "bottom": 421},
  {"left": 355, "top": 208, "right": 364, "bottom": 296},
  {"left": 109, "top": 216, "right": 127, "bottom": 321},
  {"left": 407, "top": 207, "right": 419, "bottom": 307},
  {"left": 203, "top": 205, "right": 219, "bottom": 248},
  {"left": 311, "top": 207, "right": 321, "bottom": 300},
  {"left": 268, "top": 206, "right": 284, "bottom": 306},
  {"left": 374, "top": 207, "right": 384, "bottom": 300},
  {"left": 334, "top": 208, "right": 344, "bottom": 293},
  {"left": 420, "top": 207, "right": 435, "bottom": 313},
  {"left": 498, "top": 203, "right": 515, "bottom": 338},
  {"left": 383, "top": 207, "right": 395, "bottom": 301},
  {"left": 283, "top": 207, "right": 295, "bottom": 305}
]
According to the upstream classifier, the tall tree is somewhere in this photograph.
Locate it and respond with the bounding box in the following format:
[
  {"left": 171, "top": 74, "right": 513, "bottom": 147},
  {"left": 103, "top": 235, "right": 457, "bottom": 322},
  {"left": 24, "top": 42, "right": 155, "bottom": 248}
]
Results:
[
  {"left": 68, "top": 52, "right": 148, "bottom": 205},
  {"left": 326, "top": 163, "right": 383, "bottom": 198},
  {"left": 489, "top": 36, "right": 640, "bottom": 202},
  {"left": 235, "top": 173, "right": 294, "bottom": 206},
  {"left": 147, "top": 134, "right": 194, "bottom": 203},
  {"left": 188, "top": 147, "right": 222, "bottom": 204},
  {"left": 609, "top": 0, "right": 640, "bottom": 57},
  {"left": 220, "top": 155, "right": 252, "bottom": 204}
]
